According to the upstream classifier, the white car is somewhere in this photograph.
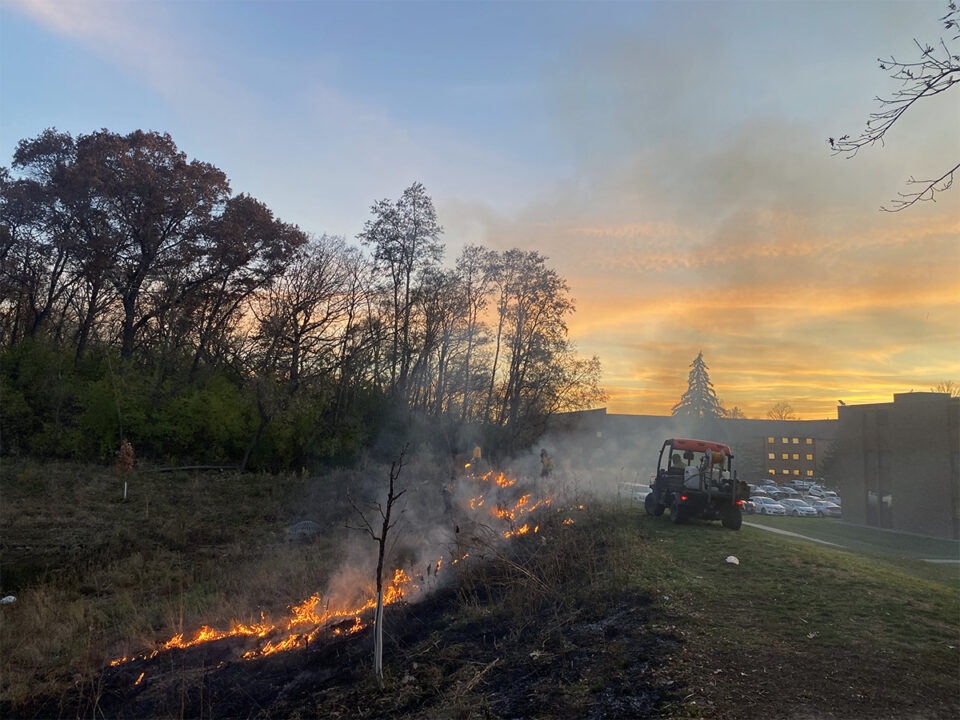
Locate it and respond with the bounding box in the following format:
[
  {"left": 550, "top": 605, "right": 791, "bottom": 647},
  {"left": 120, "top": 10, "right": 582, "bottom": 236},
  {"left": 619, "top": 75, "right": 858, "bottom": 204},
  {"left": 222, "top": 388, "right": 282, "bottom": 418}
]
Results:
[
  {"left": 810, "top": 500, "right": 842, "bottom": 518},
  {"left": 620, "top": 483, "right": 651, "bottom": 501},
  {"left": 779, "top": 498, "right": 819, "bottom": 517},
  {"left": 753, "top": 497, "right": 787, "bottom": 516}
]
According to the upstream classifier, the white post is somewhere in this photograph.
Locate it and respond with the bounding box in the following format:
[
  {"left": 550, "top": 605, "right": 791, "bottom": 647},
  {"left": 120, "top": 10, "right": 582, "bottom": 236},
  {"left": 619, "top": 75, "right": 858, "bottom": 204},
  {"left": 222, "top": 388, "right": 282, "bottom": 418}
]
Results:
[{"left": 123, "top": 481, "right": 127, "bottom": 501}]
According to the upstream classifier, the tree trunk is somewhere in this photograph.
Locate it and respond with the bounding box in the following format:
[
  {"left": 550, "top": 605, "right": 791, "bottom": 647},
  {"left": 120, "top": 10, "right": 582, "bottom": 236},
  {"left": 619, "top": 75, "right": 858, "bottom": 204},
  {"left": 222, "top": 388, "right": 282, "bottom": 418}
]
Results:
[
  {"left": 75, "top": 278, "right": 102, "bottom": 363},
  {"left": 240, "top": 401, "right": 270, "bottom": 472}
]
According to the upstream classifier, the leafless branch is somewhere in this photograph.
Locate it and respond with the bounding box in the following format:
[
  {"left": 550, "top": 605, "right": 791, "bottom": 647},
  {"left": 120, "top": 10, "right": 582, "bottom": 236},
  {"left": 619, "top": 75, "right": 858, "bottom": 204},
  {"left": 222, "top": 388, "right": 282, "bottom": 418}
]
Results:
[
  {"left": 346, "top": 493, "right": 379, "bottom": 541},
  {"left": 829, "top": 3, "right": 959, "bottom": 210},
  {"left": 880, "top": 161, "right": 960, "bottom": 211}
]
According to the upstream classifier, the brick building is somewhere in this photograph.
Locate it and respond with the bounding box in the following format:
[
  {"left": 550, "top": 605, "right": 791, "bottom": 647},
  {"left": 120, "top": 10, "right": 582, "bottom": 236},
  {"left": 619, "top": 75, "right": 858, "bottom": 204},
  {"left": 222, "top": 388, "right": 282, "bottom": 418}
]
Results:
[{"left": 835, "top": 392, "right": 960, "bottom": 540}]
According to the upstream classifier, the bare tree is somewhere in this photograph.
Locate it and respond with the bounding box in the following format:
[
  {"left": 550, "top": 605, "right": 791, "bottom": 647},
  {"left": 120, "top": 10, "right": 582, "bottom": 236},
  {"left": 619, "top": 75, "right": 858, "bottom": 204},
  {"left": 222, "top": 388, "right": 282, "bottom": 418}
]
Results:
[
  {"left": 359, "top": 183, "right": 443, "bottom": 397},
  {"left": 250, "top": 234, "right": 352, "bottom": 387},
  {"left": 830, "top": 2, "right": 960, "bottom": 211},
  {"left": 455, "top": 245, "right": 494, "bottom": 422},
  {"left": 349, "top": 445, "right": 408, "bottom": 690},
  {"left": 931, "top": 380, "right": 960, "bottom": 397},
  {"left": 767, "top": 401, "right": 798, "bottom": 421}
]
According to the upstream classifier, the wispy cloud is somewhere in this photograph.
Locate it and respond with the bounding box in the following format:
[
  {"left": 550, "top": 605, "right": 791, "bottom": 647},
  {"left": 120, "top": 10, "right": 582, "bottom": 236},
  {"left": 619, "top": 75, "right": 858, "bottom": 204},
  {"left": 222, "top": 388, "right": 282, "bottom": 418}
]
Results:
[{"left": 7, "top": 1, "right": 958, "bottom": 420}]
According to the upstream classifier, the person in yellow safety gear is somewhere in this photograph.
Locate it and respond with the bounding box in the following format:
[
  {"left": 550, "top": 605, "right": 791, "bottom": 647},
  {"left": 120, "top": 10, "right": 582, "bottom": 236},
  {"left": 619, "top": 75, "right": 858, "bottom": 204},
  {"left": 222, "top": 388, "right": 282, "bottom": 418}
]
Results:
[{"left": 540, "top": 448, "right": 554, "bottom": 478}]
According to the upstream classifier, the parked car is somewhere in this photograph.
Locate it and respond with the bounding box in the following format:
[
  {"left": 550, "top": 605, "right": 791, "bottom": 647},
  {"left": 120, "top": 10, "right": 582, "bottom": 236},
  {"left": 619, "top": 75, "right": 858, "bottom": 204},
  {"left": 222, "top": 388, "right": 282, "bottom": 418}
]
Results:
[
  {"left": 809, "top": 500, "right": 842, "bottom": 518},
  {"left": 753, "top": 497, "right": 787, "bottom": 516},
  {"left": 620, "top": 483, "right": 651, "bottom": 501},
  {"left": 743, "top": 498, "right": 757, "bottom": 514},
  {"left": 820, "top": 491, "right": 841, "bottom": 504},
  {"left": 779, "top": 498, "right": 819, "bottom": 517}
]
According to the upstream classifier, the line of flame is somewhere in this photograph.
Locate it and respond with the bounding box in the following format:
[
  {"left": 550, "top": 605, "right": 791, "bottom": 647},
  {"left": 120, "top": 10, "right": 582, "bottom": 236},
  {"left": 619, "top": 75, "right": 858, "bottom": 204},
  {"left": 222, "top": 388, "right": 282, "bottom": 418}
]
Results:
[{"left": 112, "top": 470, "right": 555, "bottom": 667}]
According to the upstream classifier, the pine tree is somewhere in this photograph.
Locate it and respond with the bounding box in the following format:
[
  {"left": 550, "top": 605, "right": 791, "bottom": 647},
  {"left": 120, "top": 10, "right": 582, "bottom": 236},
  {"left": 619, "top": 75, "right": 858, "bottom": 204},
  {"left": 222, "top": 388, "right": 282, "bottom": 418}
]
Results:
[{"left": 671, "top": 352, "right": 726, "bottom": 419}]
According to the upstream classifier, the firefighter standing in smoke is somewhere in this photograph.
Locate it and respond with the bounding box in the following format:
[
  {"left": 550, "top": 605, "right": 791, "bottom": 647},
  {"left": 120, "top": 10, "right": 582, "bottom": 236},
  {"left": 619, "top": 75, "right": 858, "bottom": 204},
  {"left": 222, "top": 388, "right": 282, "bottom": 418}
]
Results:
[{"left": 540, "top": 448, "right": 554, "bottom": 478}]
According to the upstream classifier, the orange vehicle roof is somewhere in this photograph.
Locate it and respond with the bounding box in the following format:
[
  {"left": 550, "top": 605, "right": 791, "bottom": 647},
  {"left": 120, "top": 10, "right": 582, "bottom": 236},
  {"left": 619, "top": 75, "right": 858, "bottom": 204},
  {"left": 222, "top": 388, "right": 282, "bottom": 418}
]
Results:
[{"left": 670, "top": 438, "right": 732, "bottom": 455}]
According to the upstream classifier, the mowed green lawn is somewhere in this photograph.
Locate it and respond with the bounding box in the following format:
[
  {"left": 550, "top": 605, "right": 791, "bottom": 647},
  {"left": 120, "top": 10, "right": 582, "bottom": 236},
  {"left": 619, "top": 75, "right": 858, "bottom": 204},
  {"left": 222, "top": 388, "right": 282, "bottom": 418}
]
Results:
[
  {"left": 624, "top": 507, "right": 960, "bottom": 717},
  {"left": 742, "top": 514, "right": 960, "bottom": 588}
]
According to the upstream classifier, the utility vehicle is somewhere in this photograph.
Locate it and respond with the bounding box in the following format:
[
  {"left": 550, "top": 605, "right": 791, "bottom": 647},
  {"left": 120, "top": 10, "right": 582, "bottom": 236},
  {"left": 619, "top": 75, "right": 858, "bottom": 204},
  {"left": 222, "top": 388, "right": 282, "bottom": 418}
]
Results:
[{"left": 644, "top": 438, "right": 749, "bottom": 530}]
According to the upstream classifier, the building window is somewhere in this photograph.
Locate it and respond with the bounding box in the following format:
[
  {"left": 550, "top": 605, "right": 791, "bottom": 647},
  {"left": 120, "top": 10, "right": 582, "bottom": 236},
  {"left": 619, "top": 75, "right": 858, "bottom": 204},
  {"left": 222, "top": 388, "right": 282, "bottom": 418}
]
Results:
[
  {"left": 792, "top": 437, "right": 799, "bottom": 444},
  {"left": 768, "top": 453, "right": 775, "bottom": 460},
  {"left": 806, "top": 438, "right": 813, "bottom": 445},
  {"left": 806, "top": 470, "right": 814, "bottom": 476},
  {"left": 782, "top": 469, "right": 789, "bottom": 475},
  {"left": 768, "top": 437, "right": 775, "bottom": 444},
  {"left": 806, "top": 454, "right": 813, "bottom": 461},
  {"left": 793, "top": 469, "right": 800, "bottom": 475},
  {"left": 782, "top": 437, "right": 789, "bottom": 443},
  {"left": 768, "top": 469, "right": 776, "bottom": 475},
  {"left": 792, "top": 453, "right": 799, "bottom": 460},
  {"left": 781, "top": 453, "right": 789, "bottom": 460}
]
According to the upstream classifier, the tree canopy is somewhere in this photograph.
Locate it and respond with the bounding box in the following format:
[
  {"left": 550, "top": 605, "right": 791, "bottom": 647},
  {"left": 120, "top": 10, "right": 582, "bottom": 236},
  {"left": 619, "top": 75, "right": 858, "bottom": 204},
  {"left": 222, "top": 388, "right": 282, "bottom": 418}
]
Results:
[
  {"left": 0, "top": 129, "right": 605, "bottom": 468},
  {"left": 767, "top": 401, "right": 798, "bottom": 421}
]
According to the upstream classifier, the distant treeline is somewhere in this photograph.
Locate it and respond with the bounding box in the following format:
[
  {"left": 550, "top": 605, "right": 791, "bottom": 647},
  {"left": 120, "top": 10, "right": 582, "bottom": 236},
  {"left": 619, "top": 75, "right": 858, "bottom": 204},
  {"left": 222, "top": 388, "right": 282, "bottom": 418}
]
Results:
[{"left": 0, "top": 129, "right": 603, "bottom": 470}]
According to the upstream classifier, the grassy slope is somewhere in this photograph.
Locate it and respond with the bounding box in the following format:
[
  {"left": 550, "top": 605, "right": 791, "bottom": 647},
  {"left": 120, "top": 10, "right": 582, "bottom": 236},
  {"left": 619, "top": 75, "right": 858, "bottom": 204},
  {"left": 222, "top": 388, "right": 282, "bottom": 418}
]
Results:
[
  {"left": 625, "top": 507, "right": 959, "bottom": 718},
  {"left": 2, "top": 462, "right": 958, "bottom": 718},
  {"left": 0, "top": 460, "right": 341, "bottom": 707}
]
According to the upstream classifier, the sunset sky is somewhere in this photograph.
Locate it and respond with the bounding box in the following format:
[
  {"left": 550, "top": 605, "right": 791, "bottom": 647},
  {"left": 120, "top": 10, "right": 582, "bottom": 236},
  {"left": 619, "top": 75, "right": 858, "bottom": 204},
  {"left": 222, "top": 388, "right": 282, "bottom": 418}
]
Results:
[{"left": 2, "top": 0, "right": 958, "bottom": 419}]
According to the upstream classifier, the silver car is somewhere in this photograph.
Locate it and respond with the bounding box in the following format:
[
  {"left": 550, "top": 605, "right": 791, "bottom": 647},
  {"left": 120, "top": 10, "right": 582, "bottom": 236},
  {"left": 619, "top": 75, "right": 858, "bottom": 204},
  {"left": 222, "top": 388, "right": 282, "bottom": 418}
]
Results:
[
  {"left": 810, "top": 500, "right": 842, "bottom": 518},
  {"left": 753, "top": 497, "right": 787, "bottom": 516},
  {"left": 779, "top": 498, "right": 819, "bottom": 517}
]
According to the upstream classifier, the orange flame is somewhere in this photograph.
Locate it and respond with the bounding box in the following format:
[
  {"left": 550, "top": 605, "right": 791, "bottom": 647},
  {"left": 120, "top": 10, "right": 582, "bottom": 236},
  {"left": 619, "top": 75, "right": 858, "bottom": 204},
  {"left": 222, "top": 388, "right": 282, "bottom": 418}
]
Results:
[
  {"left": 112, "top": 469, "right": 562, "bottom": 666},
  {"left": 112, "top": 567, "right": 417, "bottom": 664},
  {"left": 494, "top": 472, "right": 516, "bottom": 488}
]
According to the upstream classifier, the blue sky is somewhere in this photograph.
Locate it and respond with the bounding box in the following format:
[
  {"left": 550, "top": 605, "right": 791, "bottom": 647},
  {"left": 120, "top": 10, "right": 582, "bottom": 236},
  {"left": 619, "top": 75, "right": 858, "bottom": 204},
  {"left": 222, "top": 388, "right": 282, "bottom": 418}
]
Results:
[{"left": 2, "top": 0, "right": 958, "bottom": 417}]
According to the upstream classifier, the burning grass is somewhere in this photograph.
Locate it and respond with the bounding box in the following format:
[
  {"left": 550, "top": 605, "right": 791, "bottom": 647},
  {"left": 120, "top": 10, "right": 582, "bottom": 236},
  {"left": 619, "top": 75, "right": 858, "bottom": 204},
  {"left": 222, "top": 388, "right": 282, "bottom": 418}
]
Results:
[
  {"left": 1, "top": 456, "right": 575, "bottom": 713},
  {"left": 4, "top": 458, "right": 958, "bottom": 719}
]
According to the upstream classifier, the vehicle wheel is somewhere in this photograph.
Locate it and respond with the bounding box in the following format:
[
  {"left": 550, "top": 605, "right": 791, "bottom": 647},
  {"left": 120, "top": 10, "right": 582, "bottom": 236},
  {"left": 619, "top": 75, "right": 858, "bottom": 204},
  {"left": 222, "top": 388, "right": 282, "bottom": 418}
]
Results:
[
  {"left": 760, "top": 507, "right": 767, "bottom": 515},
  {"left": 792, "top": 510, "right": 799, "bottom": 517},
  {"left": 670, "top": 498, "right": 685, "bottom": 524},
  {"left": 817, "top": 511, "right": 824, "bottom": 518},
  {"left": 645, "top": 492, "right": 665, "bottom": 517},
  {"left": 721, "top": 505, "right": 743, "bottom": 531}
]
